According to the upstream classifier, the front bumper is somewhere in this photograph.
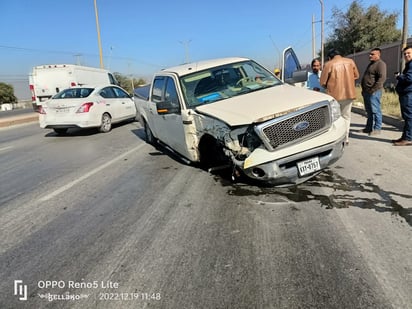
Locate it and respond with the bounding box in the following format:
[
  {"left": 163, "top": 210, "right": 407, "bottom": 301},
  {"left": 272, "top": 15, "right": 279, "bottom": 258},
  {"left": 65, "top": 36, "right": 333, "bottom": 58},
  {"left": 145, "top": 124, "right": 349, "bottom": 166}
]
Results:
[{"left": 242, "top": 135, "right": 346, "bottom": 186}]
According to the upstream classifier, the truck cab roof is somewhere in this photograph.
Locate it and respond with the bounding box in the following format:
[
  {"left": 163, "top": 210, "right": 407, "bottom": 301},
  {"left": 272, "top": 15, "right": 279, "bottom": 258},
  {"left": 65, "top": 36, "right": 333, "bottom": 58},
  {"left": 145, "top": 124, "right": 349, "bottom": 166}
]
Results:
[{"left": 161, "top": 57, "right": 250, "bottom": 77}]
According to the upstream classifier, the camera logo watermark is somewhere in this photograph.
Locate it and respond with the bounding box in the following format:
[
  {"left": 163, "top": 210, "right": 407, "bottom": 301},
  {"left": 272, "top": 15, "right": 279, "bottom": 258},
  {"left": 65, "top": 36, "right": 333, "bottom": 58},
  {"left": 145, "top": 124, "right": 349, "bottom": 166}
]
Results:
[{"left": 14, "top": 280, "right": 28, "bottom": 301}]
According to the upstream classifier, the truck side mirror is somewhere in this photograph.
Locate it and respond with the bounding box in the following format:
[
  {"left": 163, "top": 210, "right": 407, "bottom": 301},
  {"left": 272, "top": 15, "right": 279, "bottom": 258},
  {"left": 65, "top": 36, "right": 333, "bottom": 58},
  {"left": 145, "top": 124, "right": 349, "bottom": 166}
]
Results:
[
  {"left": 284, "top": 69, "right": 308, "bottom": 85},
  {"left": 156, "top": 100, "right": 181, "bottom": 115}
]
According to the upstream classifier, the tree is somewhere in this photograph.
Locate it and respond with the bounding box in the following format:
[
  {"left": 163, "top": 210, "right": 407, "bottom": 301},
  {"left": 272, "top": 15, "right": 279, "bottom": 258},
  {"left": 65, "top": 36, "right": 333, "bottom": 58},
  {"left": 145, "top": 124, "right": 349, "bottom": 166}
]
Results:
[
  {"left": 0, "top": 82, "right": 18, "bottom": 105},
  {"left": 324, "top": 0, "right": 401, "bottom": 56},
  {"left": 113, "top": 73, "right": 147, "bottom": 94}
]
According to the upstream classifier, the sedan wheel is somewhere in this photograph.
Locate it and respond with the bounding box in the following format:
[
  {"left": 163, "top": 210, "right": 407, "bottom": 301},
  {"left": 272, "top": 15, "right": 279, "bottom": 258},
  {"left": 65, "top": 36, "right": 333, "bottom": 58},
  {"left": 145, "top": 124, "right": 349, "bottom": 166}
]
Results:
[{"left": 99, "top": 113, "right": 112, "bottom": 133}]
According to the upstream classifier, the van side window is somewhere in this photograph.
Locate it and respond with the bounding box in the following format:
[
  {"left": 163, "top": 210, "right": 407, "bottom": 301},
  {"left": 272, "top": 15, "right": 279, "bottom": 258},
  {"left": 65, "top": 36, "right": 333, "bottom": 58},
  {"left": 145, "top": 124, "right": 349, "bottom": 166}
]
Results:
[{"left": 108, "top": 73, "right": 117, "bottom": 85}]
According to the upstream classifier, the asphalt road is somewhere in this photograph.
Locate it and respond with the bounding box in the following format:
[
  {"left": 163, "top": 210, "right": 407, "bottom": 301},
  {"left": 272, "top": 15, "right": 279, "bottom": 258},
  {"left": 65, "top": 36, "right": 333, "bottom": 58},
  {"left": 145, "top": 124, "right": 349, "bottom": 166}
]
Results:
[{"left": 0, "top": 114, "right": 411, "bottom": 309}]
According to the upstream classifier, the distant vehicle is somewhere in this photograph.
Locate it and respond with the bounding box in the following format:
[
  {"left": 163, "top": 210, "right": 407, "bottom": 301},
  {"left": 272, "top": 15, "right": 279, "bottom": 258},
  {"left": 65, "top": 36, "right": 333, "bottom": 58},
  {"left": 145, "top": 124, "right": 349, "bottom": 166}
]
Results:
[
  {"left": 39, "top": 85, "right": 136, "bottom": 135},
  {"left": 29, "top": 64, "right": 118, "bottom": 111},
  {"left": 134, "top": 48, "right": 347, "bottom": 186}
]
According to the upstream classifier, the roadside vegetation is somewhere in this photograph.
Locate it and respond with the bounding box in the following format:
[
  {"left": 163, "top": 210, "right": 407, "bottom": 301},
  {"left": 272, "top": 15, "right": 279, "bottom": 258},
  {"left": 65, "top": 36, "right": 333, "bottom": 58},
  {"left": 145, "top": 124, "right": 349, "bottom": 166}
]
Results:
[
  {"left": 355, "top": 87, "right": 401, "bottom": 118},
  {"left": 114, "top": 73, "right": 146, "bottom": 94},
  {"left": 325, "top": 1, "right": 400, "bottom": 57},
  {"left": 0, "top": 82, "right": 18, "bottom": 105}
]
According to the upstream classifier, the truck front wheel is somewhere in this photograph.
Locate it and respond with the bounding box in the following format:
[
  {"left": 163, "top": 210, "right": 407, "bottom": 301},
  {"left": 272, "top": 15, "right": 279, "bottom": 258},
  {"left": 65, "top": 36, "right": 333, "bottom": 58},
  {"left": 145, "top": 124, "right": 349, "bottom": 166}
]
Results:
[{"left": 198, "top": 135, "right": 228, "bottom": 169}]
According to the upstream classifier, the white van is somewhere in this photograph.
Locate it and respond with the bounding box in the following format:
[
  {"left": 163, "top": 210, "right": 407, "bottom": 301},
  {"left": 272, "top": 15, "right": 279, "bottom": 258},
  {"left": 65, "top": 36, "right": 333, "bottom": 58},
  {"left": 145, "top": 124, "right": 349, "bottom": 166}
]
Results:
[{"left": 29, "top": 64, "right": 118, "bottom": 111}]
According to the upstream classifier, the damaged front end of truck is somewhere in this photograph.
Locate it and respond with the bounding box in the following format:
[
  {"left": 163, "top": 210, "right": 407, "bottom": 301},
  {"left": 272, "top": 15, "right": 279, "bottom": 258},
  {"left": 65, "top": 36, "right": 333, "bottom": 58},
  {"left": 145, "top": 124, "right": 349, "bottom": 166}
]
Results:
[{"left": 194, "top": 98, "right": 346, "bottom": 186}]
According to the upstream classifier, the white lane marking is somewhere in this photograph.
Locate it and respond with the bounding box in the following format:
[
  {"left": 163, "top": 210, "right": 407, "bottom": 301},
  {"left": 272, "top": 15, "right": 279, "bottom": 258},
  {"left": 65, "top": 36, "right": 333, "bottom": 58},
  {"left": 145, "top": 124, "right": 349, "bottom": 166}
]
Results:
[
  {"left": 0, "top": 146, "right": 13, "bottom": 152},
  {"left": 39, "top": 143, "right": 145, "bottom": 202}
]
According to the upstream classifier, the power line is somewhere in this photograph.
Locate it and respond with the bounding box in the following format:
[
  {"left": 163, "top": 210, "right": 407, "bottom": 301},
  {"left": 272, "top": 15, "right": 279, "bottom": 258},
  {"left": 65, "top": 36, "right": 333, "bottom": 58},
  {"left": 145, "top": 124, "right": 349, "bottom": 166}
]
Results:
[{"left": 0, "top": 44, "right": 164, "bottom": 69}]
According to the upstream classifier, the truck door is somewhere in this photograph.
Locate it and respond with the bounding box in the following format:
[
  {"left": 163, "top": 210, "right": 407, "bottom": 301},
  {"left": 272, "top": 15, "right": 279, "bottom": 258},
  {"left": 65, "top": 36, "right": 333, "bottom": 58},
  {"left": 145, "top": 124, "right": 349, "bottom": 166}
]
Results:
[
  {"left": 281, "top": 47, "right": 307, "bottom": 87},
  {"left": 151, "top": 76, "right": 196, "bottom": 161}
]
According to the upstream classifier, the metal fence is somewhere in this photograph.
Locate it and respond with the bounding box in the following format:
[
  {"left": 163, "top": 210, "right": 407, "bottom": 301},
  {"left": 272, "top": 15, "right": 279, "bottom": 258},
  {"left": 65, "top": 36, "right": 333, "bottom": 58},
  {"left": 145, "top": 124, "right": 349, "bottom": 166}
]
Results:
[{"left": 347, "top": 37, "right": 412, "bottom": 90}]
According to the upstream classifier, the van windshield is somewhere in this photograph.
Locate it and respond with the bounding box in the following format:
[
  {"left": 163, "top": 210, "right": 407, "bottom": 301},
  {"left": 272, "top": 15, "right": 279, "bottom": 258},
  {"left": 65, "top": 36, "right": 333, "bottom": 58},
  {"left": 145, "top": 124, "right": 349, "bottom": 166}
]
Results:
[{"left": 180, "top": 60, "right": 281, "bottom": 108}]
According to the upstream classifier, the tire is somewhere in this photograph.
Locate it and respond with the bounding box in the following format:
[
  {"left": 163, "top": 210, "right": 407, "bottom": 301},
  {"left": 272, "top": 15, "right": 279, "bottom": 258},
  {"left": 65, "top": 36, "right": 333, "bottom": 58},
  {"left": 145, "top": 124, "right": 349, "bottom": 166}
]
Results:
[
  {"left": 144, "top": 121, "right": 156, "bottom": 144},
  {"left": 53, "top": 128, "right": 68, "bottom": 135},
  {"left": 199, "top": 135, "right": 228, "bottom": 169},
  {"left": 99, "top": 113, "right": 112, "bottom": 133}
]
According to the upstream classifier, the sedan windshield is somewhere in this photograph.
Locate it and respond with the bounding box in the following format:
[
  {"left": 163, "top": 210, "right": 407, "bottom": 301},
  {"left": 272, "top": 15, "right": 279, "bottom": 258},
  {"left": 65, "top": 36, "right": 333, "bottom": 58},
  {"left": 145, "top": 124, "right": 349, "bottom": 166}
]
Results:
[
  {"left": 180, "top": 60, "right": 281, "bottom": 107},
  {"left": 53, "top": 88, "right": 94, "bottom": 99}
]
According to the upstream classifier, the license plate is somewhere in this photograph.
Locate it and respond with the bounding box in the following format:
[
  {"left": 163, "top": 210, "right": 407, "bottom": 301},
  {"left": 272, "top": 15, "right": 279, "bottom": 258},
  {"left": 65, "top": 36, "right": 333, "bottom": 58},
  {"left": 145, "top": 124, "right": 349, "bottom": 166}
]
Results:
[
  {"left": 55, "top": 108, "right": 70, "bottom": 113},
  {"left": 297, "top": 157, "right": 321, "bottom": 177}
]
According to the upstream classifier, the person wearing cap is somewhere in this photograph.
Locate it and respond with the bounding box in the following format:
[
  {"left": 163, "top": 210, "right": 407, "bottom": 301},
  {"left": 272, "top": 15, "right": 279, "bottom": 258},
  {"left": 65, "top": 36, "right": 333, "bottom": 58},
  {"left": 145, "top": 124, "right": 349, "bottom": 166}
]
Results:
[
  {"left": 274, "top": 68, "right": 281, "bottom": 78},
  {"left": 320, "top": 49, "right": 359, "bottom": 145}
]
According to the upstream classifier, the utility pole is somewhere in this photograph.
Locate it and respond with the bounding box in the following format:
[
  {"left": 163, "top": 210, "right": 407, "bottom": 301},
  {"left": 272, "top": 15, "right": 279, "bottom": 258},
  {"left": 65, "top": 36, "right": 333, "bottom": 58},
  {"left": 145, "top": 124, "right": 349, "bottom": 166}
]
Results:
[
  {"left": 319, "top": 0, "right": 324, "bottom": 67},
  {"left": 108, "top": 46, "right": 114, "bottom": 70},
  {"left": 312, "top": 1, "right": 324, "bottom": 65},
  {"left": 74, "top": 54, "right": 83, "bottom": 65},
  {"left": 312, "top": 15, "right": 316, "bottom": 59},
  {"left": 128, "top": 62, "right": 134, "bottom": 93},
  {"left": 179, "top": 40, "right": 192, "bottom": 64},
  {"left": 269, "top": 35, "right": 282, "bottom": 70},
  {"left": 94, "top": 0, "right": 104, "bottom": 69},
  {"left": 401, "top": 0, "right": 409, "bottom": 70}
]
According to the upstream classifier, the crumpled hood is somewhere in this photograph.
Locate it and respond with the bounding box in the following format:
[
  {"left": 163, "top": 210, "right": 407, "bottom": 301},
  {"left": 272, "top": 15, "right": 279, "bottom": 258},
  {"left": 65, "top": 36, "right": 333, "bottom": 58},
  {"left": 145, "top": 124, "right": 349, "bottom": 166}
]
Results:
[{"left": 195, "top": 84, "right": 333, "bottom": 126}]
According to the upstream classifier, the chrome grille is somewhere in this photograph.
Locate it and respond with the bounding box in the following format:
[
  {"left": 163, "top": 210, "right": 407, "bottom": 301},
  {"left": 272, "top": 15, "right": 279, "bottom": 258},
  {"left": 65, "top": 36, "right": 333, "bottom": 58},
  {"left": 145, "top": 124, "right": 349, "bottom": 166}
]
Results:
[{"left": 255, "top": 101, "right": 331, "bottom": 151}]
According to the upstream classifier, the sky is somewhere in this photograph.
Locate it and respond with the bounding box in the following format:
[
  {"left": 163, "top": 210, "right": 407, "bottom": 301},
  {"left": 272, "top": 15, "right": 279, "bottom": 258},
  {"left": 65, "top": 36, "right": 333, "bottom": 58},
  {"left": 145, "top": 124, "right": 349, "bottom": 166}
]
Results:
[{"left": 0, "top": 0, "right": 410, "bottom": 91}]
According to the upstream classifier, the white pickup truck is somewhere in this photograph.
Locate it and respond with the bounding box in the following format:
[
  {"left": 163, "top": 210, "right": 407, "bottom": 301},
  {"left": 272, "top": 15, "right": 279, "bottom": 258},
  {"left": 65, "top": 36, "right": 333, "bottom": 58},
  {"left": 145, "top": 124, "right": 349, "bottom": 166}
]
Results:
[{"left": 135, "top": 48, "right": 347, "bottom": 186}]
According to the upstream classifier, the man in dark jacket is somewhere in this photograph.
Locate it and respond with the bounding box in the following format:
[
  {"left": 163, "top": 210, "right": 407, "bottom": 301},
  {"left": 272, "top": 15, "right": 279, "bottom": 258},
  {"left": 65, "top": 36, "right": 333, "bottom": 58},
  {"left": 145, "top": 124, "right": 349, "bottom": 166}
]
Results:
[
  {"left": 394, "top": 46, "right": 412, "bottom": 146},
  {"left": 361, "top": 48, "right": 387, "bottom": 135}
]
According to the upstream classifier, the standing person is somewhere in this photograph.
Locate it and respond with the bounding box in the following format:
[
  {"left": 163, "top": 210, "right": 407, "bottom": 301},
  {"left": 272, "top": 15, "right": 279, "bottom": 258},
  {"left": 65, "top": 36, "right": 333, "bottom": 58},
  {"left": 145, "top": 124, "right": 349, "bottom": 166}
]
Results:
[
  {"left": 361, "top": 48, "right": 387, "bottom": 135},
  {"left": 306, "top": 58, "right": 325, "bottom": 92},
  {"left": 274, "top": 68, "right": 281, "bottom": 78},
  {"left": 320, "top": 49, "right": 359, "bottom": 145},
  {"left": 394, "top": 45, "right": 412, "bottom": 146}
]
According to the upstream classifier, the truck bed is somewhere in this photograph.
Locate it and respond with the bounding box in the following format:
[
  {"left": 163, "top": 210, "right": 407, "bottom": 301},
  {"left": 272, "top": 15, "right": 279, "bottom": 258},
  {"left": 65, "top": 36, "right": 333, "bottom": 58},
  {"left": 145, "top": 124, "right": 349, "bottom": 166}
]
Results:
[{"left": 133, "top": 84, "right": 151, "bottom": 101}]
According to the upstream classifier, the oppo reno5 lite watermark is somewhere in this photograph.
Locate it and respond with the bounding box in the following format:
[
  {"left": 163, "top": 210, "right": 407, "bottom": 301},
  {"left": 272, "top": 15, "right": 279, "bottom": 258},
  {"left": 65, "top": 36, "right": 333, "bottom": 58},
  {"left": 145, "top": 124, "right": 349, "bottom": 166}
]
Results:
[
  {"left": 13, "top": 279, "right": 161, "bottom": 303},
  {"left": 14, "top": 280, "right": 27, "bottom": 301}
]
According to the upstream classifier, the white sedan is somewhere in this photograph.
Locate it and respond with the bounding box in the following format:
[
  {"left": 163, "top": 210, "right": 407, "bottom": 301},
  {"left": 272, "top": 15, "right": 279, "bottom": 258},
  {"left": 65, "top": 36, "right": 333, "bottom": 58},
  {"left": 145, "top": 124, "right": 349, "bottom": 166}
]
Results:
[{"left": 39, "top": 85, "right": 137, "bottom": 134}]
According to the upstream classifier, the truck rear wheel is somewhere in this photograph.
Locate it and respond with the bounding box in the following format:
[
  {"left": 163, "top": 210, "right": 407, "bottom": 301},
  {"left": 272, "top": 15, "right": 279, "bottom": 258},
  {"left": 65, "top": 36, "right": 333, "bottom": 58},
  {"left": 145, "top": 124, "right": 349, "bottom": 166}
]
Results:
[{"left": 144, "top": 121, "right": 156, "bottom": 145}]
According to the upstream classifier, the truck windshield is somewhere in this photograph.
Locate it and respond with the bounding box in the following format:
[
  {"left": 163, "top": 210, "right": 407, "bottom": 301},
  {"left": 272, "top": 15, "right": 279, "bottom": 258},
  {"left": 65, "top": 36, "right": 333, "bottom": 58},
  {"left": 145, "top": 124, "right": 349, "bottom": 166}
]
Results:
[{"left": 180, "top": 60, "right": 281, "bottom": 107}]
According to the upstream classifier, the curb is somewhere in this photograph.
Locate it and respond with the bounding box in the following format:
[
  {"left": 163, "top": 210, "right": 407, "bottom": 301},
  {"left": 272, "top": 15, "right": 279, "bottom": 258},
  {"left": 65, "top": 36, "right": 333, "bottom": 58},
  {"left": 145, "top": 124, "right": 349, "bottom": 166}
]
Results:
[
  {"left": 0, "top": 114, "right": 39, "bottom": 128},
  {"left": 351, "top": 104, "right": 403, "bottom": 130}
]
